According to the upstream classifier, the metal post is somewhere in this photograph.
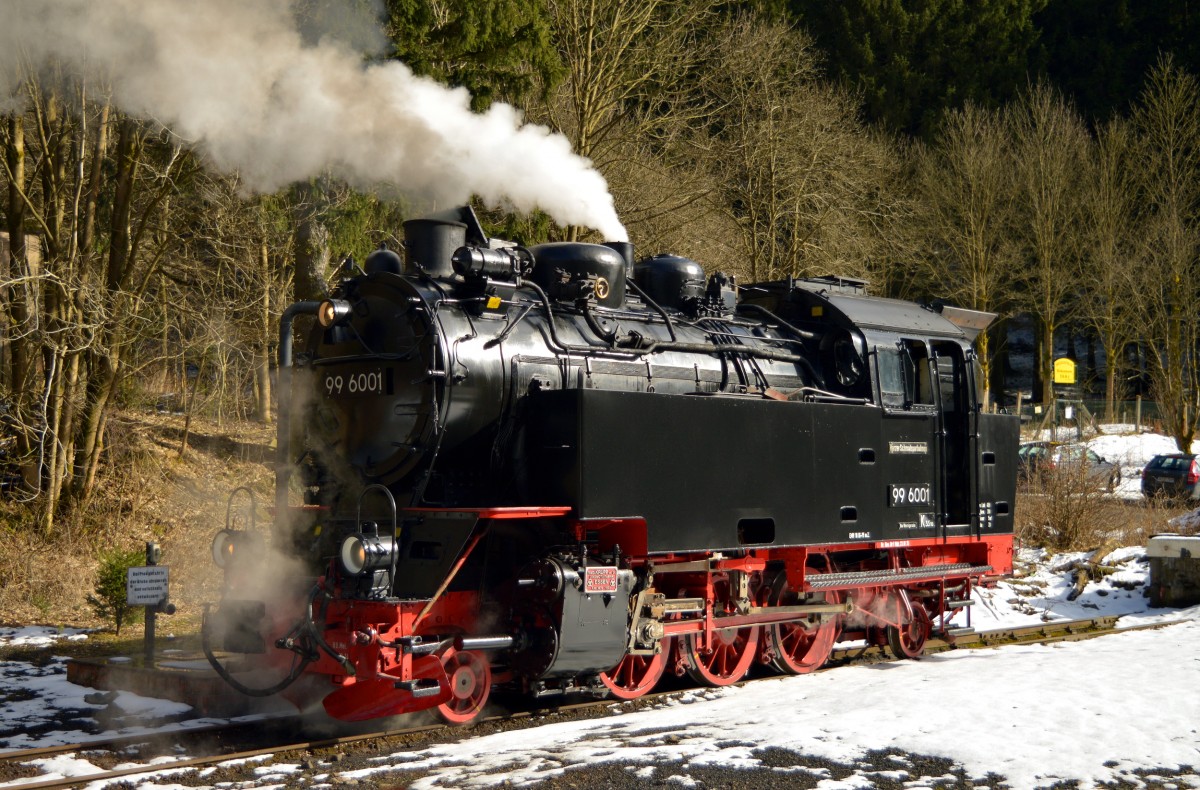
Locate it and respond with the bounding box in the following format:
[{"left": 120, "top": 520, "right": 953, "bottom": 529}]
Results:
[{"left": 144, "top": 541, "right": 160, "bottom": 667}]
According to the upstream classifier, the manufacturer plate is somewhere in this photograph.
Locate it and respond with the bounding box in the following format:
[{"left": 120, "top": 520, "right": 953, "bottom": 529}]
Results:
[{"left": 584, "top": 566, "right": 619, "bottom": 594}]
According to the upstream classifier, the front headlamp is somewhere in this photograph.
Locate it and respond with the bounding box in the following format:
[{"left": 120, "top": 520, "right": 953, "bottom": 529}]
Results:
[
  {"left": 211, "top": 529, "right": 261, "bottom": 569},
  {"left": 211, "top": 529, "right": 237, "bottom": 569},
  {"left": 339, "top": 533, "right": 396, "bottom": 576},
  {"left": 317, "top": 299, "right": 352, "bottom": 328}
]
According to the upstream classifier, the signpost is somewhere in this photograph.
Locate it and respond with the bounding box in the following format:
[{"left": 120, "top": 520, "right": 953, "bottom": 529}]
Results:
[
  {"left": 1053, "top": 357, "right": 1077, "bottom": 385},
  {"left": 128, "top": 542, "right": 175, "bottom": 666}
]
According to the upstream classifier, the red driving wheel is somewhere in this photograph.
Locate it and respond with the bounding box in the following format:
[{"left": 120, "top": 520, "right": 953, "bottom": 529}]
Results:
[
  {"left": 599, "top": 640, "right": 669, "bottom": 700},
  {"left": 436, "top": 648, "right": 492, "bottom": 725},
  {"left": 682, "top": 625, "right": 760, "bottom": 686},
  {"left": 767, "top": 588, "right": 841, "bottom": 675}
]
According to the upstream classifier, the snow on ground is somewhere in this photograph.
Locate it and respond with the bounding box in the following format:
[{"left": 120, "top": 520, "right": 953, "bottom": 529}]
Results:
[
  {"left": 1, "top": 432, "right": 1197, "bottom": 789},
  {"left": 5, "top": 549, "right": 1199, "bottom": 789},
  {"left": 337, "top": 546, "right": 1200, "bottom": 790}
]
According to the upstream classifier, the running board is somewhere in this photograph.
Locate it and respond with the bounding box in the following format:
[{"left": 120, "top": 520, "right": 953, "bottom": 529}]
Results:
[{"left": 804, "top": 563, "right": 992, "bottom": 590}]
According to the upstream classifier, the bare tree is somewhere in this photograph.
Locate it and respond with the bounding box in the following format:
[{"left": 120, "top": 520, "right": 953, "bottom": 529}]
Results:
[
  {"left": 1009, "top": 82, "right": 1091, "bottom": 405},
  {"left": 2, "top": 63, "right": 200, "bottom": 530},
  {"left": 912, "top": 102, "right": 1018, "bottom": 409},
  {"left": 538, "top": 0, "right": 718, "bottom": 241},
  {"left": 697, "top": 16, "right": 907, "bottom": 283},
  {"left": 1131, "top": 57, "right": 1200, "bottom": 452},
  {"left": 1075, "top": 117, "right": 1145, "bottom": 419}
]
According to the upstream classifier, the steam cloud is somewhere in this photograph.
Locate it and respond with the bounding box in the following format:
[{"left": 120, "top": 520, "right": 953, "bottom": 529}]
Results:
[{"left": 0, "top": 0, "right": 627, "bottom": 241}]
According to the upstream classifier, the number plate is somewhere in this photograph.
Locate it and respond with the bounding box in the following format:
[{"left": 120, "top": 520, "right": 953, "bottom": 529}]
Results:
[
  {"left": 888, "top": 483, "right": 933, "bottom": 507},
  {"left": 323, "top": 367, "right": 392, "bottom": 398},
  {"left": 584, "top": 566, "right": 619, "bottom": 594}
]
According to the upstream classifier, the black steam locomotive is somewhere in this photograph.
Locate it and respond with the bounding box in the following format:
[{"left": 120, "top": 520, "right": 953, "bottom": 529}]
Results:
[{"left": 206, "top": 206, "right": 1018, "bottom": 723}]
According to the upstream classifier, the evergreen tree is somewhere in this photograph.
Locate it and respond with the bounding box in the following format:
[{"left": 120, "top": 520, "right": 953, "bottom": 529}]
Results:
[
  {"left": 383, "top": 0, "right": 562, "bottom": 110},
  {"left": 1035, "top": 0, "right": 1200, "bottom": 123},
  {"left": 788, "top": 0, "right": 1046, "bottom": 138}
]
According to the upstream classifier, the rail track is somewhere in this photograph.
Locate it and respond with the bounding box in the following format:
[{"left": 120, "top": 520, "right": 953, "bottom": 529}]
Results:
[{"left": 0, "top": 614, "right": 1181, "bottom": 790}]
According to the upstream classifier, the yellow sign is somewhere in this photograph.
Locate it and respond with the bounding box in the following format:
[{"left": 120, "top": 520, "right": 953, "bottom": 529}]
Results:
[{"left": 1053, "top": 357, "right": 1076, "bottom": 385}]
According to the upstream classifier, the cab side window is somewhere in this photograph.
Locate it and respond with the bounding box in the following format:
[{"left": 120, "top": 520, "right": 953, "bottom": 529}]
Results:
[
  {"left": 876, "top": 345, "right": 906, "bottom": 409},
  {"left": 905, "top": 341, "right": 934, "bottom": 407}
]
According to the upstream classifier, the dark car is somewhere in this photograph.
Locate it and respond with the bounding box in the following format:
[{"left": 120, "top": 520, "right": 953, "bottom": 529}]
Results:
[
  {"left": 1018, "top": 441, "right": 1122, "bottom": 492},
  {"left": 1140, "top": 454, "right": 1200, "bottom": 502}
]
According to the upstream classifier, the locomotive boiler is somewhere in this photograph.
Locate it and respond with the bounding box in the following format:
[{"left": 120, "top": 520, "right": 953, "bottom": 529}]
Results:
[{"left": 205, "top": 206, "right": 1018, "bottom": 723}]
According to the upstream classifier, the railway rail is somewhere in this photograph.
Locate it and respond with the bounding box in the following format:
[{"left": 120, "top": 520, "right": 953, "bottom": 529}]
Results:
[{"left": 0, "top": 614, "right": 1180, "bottom": 790}]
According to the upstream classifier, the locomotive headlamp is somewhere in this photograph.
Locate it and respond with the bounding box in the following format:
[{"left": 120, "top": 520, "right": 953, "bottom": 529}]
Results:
[
  {"left": 211, "top": 529, "right": 237, "bottom": 569},
  {"left": 211, "top": 529, "right": 262, "bottom": 570},
  {"left": 317, "top": 299, "right": 352, "bottom": 328},
  {"left": 451, "top": 246, "right": 533, "bottom": 281},
  {"left": 339, "top": 533, "right": 397, "bottom": 576}
]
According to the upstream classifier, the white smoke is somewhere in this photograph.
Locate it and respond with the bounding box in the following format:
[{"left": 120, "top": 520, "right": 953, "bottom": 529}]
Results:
[{"left": 0, "top": 0, "right": 628, "bottom": 240}]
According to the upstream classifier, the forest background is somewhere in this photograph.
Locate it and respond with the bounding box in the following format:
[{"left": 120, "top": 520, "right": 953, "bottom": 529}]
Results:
[{"left": 2, "top": 0, "right": 1200, "bottom": 622}]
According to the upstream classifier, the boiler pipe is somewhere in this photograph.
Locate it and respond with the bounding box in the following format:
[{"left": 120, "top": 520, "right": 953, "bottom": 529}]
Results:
[{"left": 275, "top": 301, "right": 323, "bottom": 523}]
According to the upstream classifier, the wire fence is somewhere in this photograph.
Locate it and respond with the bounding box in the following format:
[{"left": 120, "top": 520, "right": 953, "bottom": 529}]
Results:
[{"left": 1012, "top": 397, "right": 1177, "bottom": 443}]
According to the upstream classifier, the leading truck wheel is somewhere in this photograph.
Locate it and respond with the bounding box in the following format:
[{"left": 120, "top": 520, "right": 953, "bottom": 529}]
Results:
[
  {"left": 887, "top": 599, "right": 931, "bottom": 660},
  {"left": 436, "top": 648, "right": 491, "bottom": 725},
  {"left": 683, "top": 625, "right": 760, "bottom": 686},
  {"left": 599, "top": 640, "right": 669, "bottom": 700}
]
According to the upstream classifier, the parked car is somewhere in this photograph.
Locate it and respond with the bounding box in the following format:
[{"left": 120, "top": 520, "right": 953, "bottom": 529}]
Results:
[
  {"left": 1140, "top": 454, "right": 1200, "bottom": 502},
  {"left": 1017, "top": 441, "right": 1122, "bottom": 492}
]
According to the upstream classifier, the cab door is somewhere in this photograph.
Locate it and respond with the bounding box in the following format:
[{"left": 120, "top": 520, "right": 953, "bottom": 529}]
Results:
[{"left": 928, "top": 341, "right": 973, "bottom": 531}]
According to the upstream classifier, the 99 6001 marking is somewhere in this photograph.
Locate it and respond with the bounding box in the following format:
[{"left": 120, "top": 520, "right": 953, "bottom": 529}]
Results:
[
  {"left": 324, "top": 369, "right": 389, "bottom": 397},
  {"left": 888, "top": 483, "right": 932, "bottom": 507}
]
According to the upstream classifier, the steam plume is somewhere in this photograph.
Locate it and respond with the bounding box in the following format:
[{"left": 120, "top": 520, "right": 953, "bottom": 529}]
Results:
[{"left": 0, "top": 0, "right": 628, "bottom": 240}]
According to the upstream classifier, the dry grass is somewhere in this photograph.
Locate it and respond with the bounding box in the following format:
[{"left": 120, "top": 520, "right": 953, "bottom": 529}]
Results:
[
  {"left": 0, "top": 411, "right": 274, "bottom": 634},
  {"left": 1015, "top": 463, "right": 1194, "bottom": 552}
]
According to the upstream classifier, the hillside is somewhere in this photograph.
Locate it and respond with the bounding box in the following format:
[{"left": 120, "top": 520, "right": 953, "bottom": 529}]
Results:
[{"left": 0, "top": 411, "right": 275, "bottom": 629}]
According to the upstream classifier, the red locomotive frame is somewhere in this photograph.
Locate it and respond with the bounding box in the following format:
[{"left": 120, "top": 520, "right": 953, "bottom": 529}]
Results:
[{"left": 218, "top": 505, "right": 1010, "bottom": 724}]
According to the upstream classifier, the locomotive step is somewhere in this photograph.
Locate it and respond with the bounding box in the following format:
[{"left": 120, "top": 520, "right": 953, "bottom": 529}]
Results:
[
  {"left": 944, "top": 627, "right": 978, "bottom": 638},
  {"left": 805, "top": 563, "right": 992, "bottom": 590},
  {"left": 394, "top": 679, "right": 442, "bottom": 698}
]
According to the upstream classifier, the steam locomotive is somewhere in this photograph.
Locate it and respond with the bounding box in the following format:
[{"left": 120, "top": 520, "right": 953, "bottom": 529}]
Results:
[{"left": 205, "top": 206, "right": 1018, "bottom": 724}]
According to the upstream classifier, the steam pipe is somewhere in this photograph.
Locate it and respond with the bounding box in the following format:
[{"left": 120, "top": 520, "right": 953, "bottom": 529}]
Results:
[
  {"left": 580, "top": 300, "right": 619, "bottom": 345},
  {"left": 625, "top": 278, "right": 677, "bottom": 341},
  {"left": 523, "top": 281, "right": 819, "bottom": 373},
  {"left": 276, "top": 301, "right": 322, "bottom": 522},
  {"left": 735, "top": 303, "right": 818, "bottom": 341}
]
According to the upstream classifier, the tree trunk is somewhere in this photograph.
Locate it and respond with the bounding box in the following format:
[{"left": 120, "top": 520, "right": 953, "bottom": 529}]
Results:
[
  {"left": 256, "top": 238, "right": 273, "bottom": 424},
  {"left": 292, "top": 182, "right": 329, "bottom": 302},
  {"left": 1041, "top": 318, "right": 1055, "bottom": 405},
  {"left": 72, "top": 119, "right": 140, "bottom": 507}
]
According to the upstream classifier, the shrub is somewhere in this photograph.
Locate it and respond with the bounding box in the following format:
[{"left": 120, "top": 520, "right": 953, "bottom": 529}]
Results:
[
  {"left": 1016, "top": 463, "right": 1195, "bottom": 551},
  {"left": 86, "top": 547, "right": 146, "bottom": 635}
]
